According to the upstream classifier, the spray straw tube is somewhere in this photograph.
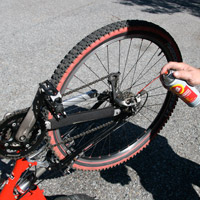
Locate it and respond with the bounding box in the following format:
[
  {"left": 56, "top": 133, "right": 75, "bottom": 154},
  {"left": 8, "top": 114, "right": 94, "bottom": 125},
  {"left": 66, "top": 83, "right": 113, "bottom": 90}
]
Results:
[{"left": 161, "top": 70, "right": 200, "bottom": 107}]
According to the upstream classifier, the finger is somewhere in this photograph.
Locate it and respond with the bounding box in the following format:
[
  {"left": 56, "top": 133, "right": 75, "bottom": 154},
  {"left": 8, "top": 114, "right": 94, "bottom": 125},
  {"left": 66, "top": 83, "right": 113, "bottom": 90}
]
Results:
[
  {"left": 160, "top": 62, "right": 186, "bottom": 75},
  {"left": 173, "top": 70, "right": 191, "bottom": 81}
]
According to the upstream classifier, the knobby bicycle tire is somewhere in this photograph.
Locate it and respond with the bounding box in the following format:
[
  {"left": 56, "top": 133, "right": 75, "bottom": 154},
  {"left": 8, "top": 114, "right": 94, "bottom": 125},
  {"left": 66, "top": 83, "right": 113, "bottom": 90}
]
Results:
[{"left": 48, "top": 20, "right": 182, "bottom": 171}]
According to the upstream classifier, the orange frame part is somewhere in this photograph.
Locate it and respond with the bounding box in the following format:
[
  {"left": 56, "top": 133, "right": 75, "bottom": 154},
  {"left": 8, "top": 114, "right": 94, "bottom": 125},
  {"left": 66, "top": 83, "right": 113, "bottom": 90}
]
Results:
[{"left": 0, "top": 158, "right": 46, "bottom": 200}]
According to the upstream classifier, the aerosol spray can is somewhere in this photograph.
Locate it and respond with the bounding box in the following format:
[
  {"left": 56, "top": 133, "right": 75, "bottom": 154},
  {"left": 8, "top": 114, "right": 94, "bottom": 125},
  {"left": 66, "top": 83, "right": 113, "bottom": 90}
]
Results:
[{"left": 161, "top": 70, "right": 200, "bottom": 107}]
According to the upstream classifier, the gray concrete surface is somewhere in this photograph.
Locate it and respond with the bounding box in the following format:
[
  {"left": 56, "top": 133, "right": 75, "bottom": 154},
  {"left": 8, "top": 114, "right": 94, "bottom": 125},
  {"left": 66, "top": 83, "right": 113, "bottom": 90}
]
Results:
[{"left": 0, "top": 0, "right": 200, "bottom": 199}]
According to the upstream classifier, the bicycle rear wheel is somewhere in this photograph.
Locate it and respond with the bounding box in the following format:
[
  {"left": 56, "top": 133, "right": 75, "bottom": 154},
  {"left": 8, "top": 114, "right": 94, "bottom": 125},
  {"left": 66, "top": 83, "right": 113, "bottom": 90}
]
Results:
[{"left": 48, "top": 20, "right": 182, "bottom": 170}]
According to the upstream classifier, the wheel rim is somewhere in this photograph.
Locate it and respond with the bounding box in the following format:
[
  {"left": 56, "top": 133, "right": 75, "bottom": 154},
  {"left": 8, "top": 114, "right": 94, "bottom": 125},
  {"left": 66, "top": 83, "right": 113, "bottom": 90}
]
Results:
[{"left": 48, "top": 23, "right": 180, "bottom": 169}]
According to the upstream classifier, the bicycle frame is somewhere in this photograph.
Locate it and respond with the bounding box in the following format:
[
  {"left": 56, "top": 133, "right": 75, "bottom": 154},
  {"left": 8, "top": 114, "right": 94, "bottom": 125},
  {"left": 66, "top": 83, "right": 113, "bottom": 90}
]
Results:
[
  {"left": 15, "top": 73, "right": 122, "bottom": 143},
  {"left": 0, "top": 73, "right": 125, "bottom": 200}
]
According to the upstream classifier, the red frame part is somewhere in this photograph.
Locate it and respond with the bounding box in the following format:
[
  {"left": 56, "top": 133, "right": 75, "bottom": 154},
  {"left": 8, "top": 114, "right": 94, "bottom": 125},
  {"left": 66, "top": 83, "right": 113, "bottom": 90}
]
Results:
[{"left": 0, "top": 158, "right": 46, "bottom": 200}]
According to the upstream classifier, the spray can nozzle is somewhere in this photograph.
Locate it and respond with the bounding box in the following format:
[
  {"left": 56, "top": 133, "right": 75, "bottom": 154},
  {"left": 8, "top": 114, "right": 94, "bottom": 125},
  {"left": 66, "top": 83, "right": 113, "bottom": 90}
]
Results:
[
  {"left": 162, "top": 70, "right": 175, "bottom": 85},
  {"left": 164, "top": 71, "right": 169, "bottom": 75}
]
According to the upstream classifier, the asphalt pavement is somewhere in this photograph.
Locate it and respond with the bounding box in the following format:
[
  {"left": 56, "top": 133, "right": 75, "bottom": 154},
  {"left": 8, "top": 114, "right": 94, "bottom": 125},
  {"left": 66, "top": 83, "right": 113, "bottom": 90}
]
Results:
[{"left": 0, "top": 0, "right": 200, "bottom": 199}]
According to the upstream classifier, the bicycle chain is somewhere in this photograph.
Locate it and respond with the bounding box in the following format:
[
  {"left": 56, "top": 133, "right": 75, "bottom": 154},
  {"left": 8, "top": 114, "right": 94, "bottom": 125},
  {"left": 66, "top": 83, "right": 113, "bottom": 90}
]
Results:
[{"left": 52, "top": 120, "right": 114, "bottom": 147}]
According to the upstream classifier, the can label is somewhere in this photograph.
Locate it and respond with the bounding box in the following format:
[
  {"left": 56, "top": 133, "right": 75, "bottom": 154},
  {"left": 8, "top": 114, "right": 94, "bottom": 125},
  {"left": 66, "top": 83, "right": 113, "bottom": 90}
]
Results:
[{"left": 170, "top": 84, "right": 197, "bottom": 103}]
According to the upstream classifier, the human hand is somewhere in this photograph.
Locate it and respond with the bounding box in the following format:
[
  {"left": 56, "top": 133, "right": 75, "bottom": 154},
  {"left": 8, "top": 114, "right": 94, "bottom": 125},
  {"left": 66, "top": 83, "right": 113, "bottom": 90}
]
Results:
[{"left": 160, "top": 62, "right": 200, "bottom": 86}]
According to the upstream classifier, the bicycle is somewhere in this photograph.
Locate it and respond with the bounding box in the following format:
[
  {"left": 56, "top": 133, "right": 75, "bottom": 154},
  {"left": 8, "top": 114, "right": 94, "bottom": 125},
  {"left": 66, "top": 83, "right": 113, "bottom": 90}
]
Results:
[{"left": 0, "top": 20, "right": 182, "bottom": 200}]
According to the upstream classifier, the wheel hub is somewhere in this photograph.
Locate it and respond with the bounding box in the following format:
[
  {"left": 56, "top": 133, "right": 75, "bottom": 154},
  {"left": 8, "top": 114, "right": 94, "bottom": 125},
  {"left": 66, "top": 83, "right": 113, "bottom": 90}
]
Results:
[
  {"left": 114, "top": 90, "right": 148, "bottom": 117},
  {"left": 115, "top": 91, "right": 141, "bottom": 107}
]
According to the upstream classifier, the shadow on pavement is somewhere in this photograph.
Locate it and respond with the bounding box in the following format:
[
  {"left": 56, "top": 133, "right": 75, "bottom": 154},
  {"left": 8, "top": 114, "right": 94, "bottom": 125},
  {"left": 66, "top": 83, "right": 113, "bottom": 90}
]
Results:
[
  {"left": 118, "top": 0, "right": 200, "bottom": 17},
  {"left": 100, "top": 135, "right": 200, "bottom": 200}
]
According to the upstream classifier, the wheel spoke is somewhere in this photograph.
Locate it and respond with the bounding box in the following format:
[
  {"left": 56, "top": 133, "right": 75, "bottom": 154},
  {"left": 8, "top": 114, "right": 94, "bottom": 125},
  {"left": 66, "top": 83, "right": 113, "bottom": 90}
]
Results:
[
  {"left": 148, "top": 93, "right": 167, "bottom": 98},
  {"left": 95, "top": 53, "right": 109, "bottom": 74},
  {"left": 118, "top": 40, "right": 121, "bottom": 73},
  {"left": 130, "top": 39, "right": 143, "bottom": 88},
  {"left": 131, "top": 53, "right": 165, "bottom": 88},
  {"left": 120, "top": 39, "right": 133, "bottom": 90},
  {"left": 138, "top": 111, "right": 152, "bottom": 122},
  {"left": 143, "top": 106, "right": 159, "bottom": 115},
  {"left": 120, "top": 40, "right": 153, "bottom": 89},
  {"left": 107, "top": 45, "right": 110, "bottom": 74},
  {"left": 133, "top": 47, "right": 160, "bottom": 84},
  {"left": 148, "top": 86, "right": 163, "bottom": 92},
  {"left": 73, "top": 75, "right": 93, "bottom": 90},
  {"left": 84, "top": 63, "right": 109, "bottom": 87}
]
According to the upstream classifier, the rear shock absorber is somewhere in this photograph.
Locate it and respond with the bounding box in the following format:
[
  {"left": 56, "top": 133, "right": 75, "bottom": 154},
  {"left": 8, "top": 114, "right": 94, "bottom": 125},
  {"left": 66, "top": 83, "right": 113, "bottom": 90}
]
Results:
[{"left": 14, "top": 173, "right": 36, "bottom": 195}]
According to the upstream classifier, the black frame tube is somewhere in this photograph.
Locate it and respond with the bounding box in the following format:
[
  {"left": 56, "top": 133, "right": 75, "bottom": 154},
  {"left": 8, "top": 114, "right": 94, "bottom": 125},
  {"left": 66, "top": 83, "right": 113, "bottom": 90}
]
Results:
[{"left": 49, "top": 107, "right": 115, "bottom": 130}]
